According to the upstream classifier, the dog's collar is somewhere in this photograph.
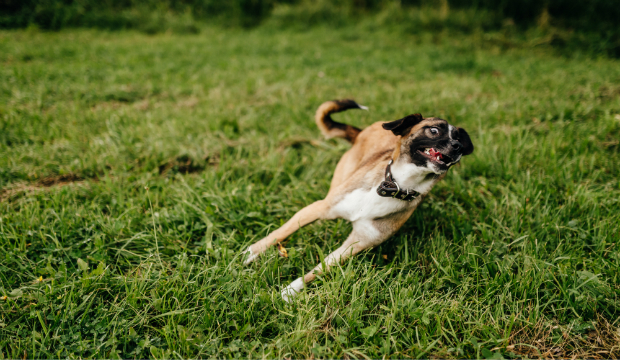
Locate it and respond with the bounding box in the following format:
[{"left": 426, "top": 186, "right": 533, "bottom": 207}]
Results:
[{"left": 376, "top": 160, "right": 420, "bottom": 202}]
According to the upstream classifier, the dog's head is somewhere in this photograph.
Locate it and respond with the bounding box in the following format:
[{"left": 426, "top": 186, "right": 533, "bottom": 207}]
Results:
[{"left": 383, "top": 114, "right": 474, "bottom": 174}]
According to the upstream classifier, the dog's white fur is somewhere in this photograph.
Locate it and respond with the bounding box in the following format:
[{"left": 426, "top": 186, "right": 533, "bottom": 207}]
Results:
[{"left": 279, "top": 161, "right": 439, "bottom": 300}]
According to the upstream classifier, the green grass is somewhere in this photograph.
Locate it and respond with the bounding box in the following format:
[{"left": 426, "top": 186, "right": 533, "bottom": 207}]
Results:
[{"left": 1, "top": 25, "right": 619, "bottom": 359}]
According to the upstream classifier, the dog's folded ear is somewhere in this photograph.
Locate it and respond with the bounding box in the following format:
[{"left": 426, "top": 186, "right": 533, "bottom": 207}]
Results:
[
  {"left": 456, "top": 127, "right": 474, "bottom": 155},
  {"left": 382, "top": 114, "right": 423, "bottom": 136}
]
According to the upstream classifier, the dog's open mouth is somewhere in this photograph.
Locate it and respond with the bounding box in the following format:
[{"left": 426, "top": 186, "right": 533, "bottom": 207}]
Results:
[{"left": 418, "top": 147, "right": 457, "bottom": 166}]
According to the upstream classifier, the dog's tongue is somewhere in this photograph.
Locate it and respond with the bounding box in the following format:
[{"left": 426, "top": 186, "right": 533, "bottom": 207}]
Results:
[{"left": 429, "top": 148, "right": 443, "bottom": 160}]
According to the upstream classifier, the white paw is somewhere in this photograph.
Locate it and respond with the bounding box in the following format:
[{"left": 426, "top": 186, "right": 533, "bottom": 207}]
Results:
[
  {"left": 281, "top": 277, "right": 304, "bottom": 302},
  {"left": 242, "top": 246, "right": 259, "bottom": 265}
]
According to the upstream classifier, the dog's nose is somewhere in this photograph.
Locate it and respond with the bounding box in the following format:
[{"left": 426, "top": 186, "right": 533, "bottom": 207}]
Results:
[{"left": 451, "top": 140, "right": 462, "bottom": 151}]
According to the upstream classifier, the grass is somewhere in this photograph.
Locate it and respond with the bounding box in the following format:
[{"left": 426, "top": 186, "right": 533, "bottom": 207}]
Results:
[{"left": 0, "top": 24, "right": 619, "bottom": 359}]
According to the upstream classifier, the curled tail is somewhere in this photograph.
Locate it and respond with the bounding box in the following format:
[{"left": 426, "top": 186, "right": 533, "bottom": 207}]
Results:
[{"left": 315, "top": 99, "right": 367, "bottom": 143}]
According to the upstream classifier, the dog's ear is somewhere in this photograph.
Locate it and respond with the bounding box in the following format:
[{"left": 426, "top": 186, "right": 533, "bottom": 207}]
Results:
[
  {"left": 382, "top": 114, "right": 423, "bottom": 136},
  {"left": 456, "top": 127, "right": 474, "bottom": 155}
]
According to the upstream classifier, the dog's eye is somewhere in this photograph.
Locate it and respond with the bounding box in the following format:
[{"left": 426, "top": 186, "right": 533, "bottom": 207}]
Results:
[{"left": 430, "top": 128, "right": 439, "bottom": 135}]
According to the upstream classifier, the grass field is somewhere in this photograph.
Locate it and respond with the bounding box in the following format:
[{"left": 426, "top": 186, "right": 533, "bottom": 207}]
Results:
[{"left": 1, "top": 24, "right": 620, "bottom": 359}]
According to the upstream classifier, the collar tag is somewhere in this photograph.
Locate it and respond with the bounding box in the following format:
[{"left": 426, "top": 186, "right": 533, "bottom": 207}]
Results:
[{"left": 376, "top": 160, "right": 420, "bottom": 202}]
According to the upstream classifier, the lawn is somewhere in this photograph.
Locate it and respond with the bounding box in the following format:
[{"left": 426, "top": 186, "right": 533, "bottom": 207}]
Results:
[{"left": 1, "top": 24, "right": 619, "bottom": 358}]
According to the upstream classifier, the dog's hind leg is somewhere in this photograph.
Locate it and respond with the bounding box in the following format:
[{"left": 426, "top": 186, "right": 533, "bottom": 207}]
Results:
[{"left": 243, "top": 200, "right": 330, "bottom": 265}]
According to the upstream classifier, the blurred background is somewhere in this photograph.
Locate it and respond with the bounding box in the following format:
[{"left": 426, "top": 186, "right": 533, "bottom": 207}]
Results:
[{"left": 2, "top": 0, "right": 619, "bottom": 58}]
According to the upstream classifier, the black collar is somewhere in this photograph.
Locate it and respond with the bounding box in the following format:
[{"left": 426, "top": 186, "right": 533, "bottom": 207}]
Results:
[{"left": 376, "top": 160, "right": 420, "bottom": 202}]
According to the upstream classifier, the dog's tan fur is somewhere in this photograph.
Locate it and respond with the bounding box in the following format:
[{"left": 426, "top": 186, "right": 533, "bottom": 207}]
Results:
[{"left": 244, "top": 99, "right": 472, "bottom": 301}]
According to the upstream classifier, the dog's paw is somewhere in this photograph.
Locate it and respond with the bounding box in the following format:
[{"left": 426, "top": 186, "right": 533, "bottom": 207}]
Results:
[
  {"left": 242, "top": 246, "right": 259, "bottom": 265},
  {"left": 281, "top": 277, "right": 304, "bottom": 303}
]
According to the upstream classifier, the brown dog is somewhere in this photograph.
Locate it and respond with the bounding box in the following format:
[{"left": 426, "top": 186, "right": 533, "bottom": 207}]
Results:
[{"left": 244, "top": 100, "right": 474, "bottom": 301}]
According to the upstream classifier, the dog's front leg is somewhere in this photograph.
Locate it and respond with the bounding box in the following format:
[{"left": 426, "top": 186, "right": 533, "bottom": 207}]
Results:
[
  {"left": 244, "top": 200, "right": 330, "bottom": 265},
  {"left": 280, "top": 220, "right": 386, "bottom": 302},
  {"left": 280, "top": 208, "right": 416, "bottom": 302}
]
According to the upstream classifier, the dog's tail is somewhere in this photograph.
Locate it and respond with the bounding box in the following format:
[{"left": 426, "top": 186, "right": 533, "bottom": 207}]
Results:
[{"left": 315, "top": 99, "right": 367, "bottom": 143}]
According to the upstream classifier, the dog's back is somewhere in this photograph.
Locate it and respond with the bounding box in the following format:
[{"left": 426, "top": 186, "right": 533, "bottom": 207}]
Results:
[{"left": 315, "top": 101, "right": 399, "bottom": 190}]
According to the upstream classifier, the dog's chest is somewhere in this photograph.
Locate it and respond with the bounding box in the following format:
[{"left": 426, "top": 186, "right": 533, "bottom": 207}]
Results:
[{"left": 329, "top": 188, "right": 416, "bottom": 222}]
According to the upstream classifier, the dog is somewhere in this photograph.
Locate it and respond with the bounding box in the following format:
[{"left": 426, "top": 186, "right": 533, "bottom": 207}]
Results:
[{"left": 243, "top": 99, "right": 474, "bottom": 302}]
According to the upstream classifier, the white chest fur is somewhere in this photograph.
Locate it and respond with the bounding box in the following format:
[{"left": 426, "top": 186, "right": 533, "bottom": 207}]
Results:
[
  {"left": 329, "top": 187, "right": 411, "bottom": 222},
  {"left": 390, "top": 161, "right": 438, "bottom": 193},
  {"left": 329, "top": 162, "right": 437, "bottom": 223}
]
